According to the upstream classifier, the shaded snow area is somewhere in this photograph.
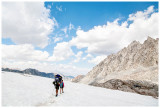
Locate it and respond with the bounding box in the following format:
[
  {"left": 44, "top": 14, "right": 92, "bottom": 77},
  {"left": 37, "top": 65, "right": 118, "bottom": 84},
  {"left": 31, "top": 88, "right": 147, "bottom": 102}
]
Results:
[{"left": 2, "top": 72, "right": 158, "bottom": 106}]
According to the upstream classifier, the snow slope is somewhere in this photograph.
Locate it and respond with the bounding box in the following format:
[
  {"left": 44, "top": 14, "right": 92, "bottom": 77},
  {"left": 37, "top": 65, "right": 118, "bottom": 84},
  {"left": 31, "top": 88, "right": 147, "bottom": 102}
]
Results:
[{"left": 2, "top": 72, "right": 158, "bottom": 106}]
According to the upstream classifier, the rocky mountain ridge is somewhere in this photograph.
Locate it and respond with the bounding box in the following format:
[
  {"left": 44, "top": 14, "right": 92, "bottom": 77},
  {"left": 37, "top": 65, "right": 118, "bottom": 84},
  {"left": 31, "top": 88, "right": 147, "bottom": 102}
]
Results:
[
  {"left": 78, "top": 37, "right": 158, "bottom": 97},
  {"left": 80, "top": 37, "right": 158, "bottom": 84}
]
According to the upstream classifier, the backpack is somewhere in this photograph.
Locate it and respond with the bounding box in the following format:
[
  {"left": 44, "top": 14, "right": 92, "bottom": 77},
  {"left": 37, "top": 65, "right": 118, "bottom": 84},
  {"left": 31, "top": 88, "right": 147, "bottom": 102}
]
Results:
[
  {"left": 53, "top": 77, "right": 60, "bottom": 85},
  {"left": 59, "top": 76, "right": 62, "bottom": 82},
  {"left": 53, "top": 80, "right": 60, "bottom": 86},
  {"left": 55, "top": 74, "right": 62, "bottom": 82},
  {"left": 55, "top": 78, "right": 59, "bottom": 82},
  {"left": 60, "top": 82, "right": 63, "bottom": 88}
]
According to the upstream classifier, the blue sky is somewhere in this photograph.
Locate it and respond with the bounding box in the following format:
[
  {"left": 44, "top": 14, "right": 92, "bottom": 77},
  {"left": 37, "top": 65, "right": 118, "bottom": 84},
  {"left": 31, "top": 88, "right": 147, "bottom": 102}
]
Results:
[
  {"left": 44, "top": 2, "right": 158, "bottom": 53},
  {"left": 2, "top": 2, "right": 159, "bottom": 76}
]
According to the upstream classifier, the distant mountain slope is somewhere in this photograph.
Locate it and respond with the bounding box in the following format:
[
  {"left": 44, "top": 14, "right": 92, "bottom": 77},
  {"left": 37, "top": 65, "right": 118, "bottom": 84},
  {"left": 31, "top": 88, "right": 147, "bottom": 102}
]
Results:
[
  {"left": 80, "top": 37, "right": 158, "bottom": 84},
  {"left": 2, "top": 68, "right": 73, "bottom": 80},
  {"left": 72, "top": 75, "right": 85, "bottom": 83},
  {"left": 24, "top": 68, "right": 55, "bottom": 78},
  {"left": 2, "top": 68, "right": 55, "bottom": 79},
  {"left": 66, "top": 76, "right": 75, "bottom": 79}
]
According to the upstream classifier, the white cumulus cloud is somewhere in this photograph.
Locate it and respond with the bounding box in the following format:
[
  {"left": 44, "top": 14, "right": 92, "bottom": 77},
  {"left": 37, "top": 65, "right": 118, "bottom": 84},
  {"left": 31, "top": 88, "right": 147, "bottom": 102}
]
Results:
[
  {"left": 2, "top": 42, "right": 74, "bottom": 63},
  {"left": 88, "top": 55, "right": 107, "bottom": 64},
  {"left": 2, "top": 2, "right": 58, "bottom": 48},
  {"left": 73, "top": 51, "right": 83, "bottom": 62},
  {"left": 61, "top": 27, "right": 68, "bottom": 34},
  {"left": 2, "top": 44, "right": 49, "bottom": 62},
  {"left": 70, "top": 5, "right": 158, "bottom": 55},
  {"left": 82, "top": 54, "right": 93, "bottom": 60},
  {"left": 53, "top": 37, "right": 63, "bottom": 43},
  {"left": 48, "top": 42, "right": 74, "bottom": 61}
]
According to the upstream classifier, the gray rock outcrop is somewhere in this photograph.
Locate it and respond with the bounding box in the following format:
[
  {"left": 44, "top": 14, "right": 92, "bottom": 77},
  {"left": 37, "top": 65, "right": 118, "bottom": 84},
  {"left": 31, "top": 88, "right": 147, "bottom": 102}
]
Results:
[{"left": 90, "top": 79, "right": 158, "bottom": 98}]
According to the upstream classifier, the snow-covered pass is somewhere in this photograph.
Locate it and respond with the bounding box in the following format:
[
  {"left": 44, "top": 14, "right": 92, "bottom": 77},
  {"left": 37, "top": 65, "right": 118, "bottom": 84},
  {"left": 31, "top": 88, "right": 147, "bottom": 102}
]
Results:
[{"left": 2, "top": 72, "right": 158, "bottom": 106}]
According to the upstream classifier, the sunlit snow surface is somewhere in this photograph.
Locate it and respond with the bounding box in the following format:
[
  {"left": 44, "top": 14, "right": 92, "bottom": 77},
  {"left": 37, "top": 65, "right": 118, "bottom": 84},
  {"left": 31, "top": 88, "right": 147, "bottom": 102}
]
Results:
[{"left": 2, "top": 71, "right": 158, "bottom": 106}]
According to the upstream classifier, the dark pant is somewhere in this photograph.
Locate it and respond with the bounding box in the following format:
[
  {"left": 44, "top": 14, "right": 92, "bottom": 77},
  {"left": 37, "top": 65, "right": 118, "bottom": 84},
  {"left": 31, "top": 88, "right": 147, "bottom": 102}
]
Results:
[{"left": 56, "top": 85, "right": 59, "bottom": 90}]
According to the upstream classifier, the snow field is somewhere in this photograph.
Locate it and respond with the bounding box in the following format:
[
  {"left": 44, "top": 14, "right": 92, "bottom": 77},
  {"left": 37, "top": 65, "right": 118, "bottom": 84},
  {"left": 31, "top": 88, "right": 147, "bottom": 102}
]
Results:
[
  {"left": 50, "top": 81, "right": 158, "bottom": 106},
  {"left": 2, "top": 72, "right": 158, "bottom": 106},
  {"left": 2, "top": 72, "right": 55, "bottom": 106}
]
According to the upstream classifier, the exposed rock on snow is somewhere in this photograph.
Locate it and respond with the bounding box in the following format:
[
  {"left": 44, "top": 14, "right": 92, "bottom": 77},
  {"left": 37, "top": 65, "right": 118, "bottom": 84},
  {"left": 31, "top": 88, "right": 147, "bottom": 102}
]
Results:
[
  {"left": 80, "top": 37, "right": 159, "bottom": 97},
  {"left": 90, "top": 79, "right": 158, "bottom": 98},
  {"left": 72, "top": 75, "right": 85, "bottom": 83}
]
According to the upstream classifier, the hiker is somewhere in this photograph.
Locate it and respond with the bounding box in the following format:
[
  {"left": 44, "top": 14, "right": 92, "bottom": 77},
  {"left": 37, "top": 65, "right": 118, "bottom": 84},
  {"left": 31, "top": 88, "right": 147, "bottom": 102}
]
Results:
[
  {"left": 60, "top": 80, "right": 64, "bottom": 94},
  {"left": 53, "top": 74, "right": 62, "bottom": 97}
]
